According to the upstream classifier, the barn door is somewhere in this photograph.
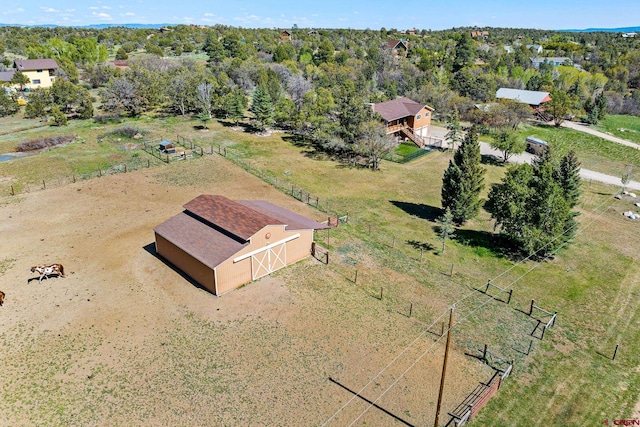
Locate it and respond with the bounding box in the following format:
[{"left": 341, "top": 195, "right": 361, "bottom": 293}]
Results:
[{"left": 251, "top": 243, "right": 287, "bottom": 280}]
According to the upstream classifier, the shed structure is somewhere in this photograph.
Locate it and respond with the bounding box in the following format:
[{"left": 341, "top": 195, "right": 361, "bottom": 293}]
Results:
[{"left": 154, "top": 195, "right": 329, "bottom": 295}]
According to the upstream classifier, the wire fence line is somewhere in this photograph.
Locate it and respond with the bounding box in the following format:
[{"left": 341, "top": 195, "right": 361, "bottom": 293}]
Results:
[{"left": 2, "top": 134, "right": 622, "bottom": 425}]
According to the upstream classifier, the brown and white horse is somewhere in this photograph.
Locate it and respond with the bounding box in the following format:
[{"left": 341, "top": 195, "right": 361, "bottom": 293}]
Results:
[
  {"left": 30, "top": 264, "right": 65, "bottom": 282},
  {"left": 0, "top": 290, "right": 4, "bottom": 306}
]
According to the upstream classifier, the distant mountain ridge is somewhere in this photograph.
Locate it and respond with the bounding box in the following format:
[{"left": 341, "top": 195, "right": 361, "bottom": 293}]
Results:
[
  {"left": 559, "top": 26, "right": 640, "bottom": 33},
  {"left": 0, "top": 23, "right": 638, "bottom": 32},
  {"left": 0, "top": 23, "right": 171, "bottom": 29}
]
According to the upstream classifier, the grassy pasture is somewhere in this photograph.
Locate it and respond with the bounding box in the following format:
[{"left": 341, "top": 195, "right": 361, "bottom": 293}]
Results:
[
  {"left": 515, "top": 122, "right": 640, "bottom": 178},
  {"left": 1, "top": 114, "right": 640, "bottom": 425},
  {"left": 594, "top": 114, "right": 640, "bottom": 144}
]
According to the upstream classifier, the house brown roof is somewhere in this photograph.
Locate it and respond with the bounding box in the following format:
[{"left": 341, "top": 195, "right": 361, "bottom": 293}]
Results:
[
  {"left": 386, "top": 39, "right": 408, "bottom": 50},
  {"left": 13, "top": 59, "right": 59, "bottom": 71},
  {"left": 238, "top": 200, "right": 330, "bottom": 231},
  {"left": 154, "top": 213, "right": 247, "bottom": 269},
  {"left": 183, "top": 194, "right": 280, "bottom": 241},
  {"left": 373, "top": 97, "right": 434, "bottom": 122}
]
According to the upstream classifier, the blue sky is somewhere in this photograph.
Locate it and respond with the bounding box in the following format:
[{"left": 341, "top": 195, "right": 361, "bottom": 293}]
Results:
[{"left": 2, "top": 0, "right": 638, "bottom": 30}]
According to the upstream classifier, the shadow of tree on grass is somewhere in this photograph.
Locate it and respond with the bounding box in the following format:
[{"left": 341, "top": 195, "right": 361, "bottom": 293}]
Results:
[{"left": 389, "top": 201, "right": 443, "bottom": 222}]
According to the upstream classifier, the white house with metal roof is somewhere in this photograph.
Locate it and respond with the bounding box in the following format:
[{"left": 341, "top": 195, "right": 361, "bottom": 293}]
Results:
[{"left": 496, "top": 88, "right": 551, "bottom": 107}]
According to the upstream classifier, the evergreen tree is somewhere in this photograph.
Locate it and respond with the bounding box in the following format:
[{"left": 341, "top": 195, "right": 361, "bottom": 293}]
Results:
[
  {"left": 556, "top": 150, "right": 582, "bottom": 208},
  {"left": 0, "top": 91, "right": 19, "bottom": 117},
  {"left": 452, "top": 33, "right": 475, "bottom": 72},
  {"left": 487, "top": 149, "right": 581, "bottom": 257},
  {"left": 486, "top": 164, "right": 533, "bottom": 239},
  {"left": 436, "top": 207, "right": 456, "bottom": 253},
  {"left": 223, "top": 89, "right": 247, "bottom": 125},
  {"left": 251, "top": 85, "right": 274, "bottom": 131},
  {"left": 50, "top": 105, "right": 68, "bottom": 126},
  {"left": 10, "top": 70, "right": 30, "bottom": 91},
  {"left": 595, "top": 92, "right": 607, "bottom": 120},
  {"left": 523, "top": 156, "right": 572, "bottom": 255},
  {"left": 116, "top": 47, "right": 129, "bottom": 60},
  {"left": 445, "top": 109, "right": 463, "bottom": 151},
  {"left": 441, "top": 125, "right": 486, "bottom": 225}
]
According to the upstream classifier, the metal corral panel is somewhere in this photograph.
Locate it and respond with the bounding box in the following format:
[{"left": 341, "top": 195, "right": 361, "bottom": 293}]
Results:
[{"left": 155, "top": 234, "right": 215, "bottom": 293}]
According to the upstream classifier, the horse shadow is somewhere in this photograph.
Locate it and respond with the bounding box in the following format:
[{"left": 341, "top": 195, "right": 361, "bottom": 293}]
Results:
[{"left": 27, "top": 274, "right": 62, "bottom": 283}]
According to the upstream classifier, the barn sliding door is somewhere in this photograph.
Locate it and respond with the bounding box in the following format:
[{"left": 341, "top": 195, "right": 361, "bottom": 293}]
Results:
[{"left": 251, "top": 242, "right": 287, "bottom": 280}]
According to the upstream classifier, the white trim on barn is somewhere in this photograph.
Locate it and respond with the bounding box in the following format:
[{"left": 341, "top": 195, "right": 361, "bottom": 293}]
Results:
[{"left": 233, "top": 233, "right": 300, "bottom": 263}]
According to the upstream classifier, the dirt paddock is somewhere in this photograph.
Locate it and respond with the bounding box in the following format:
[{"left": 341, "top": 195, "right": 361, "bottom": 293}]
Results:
[{"left": 0, "top": 155, "right": 489, "bottom": 426}]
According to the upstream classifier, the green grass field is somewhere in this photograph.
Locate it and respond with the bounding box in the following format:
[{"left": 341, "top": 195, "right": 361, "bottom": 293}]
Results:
[
  {"left": 516, "top": 122, "right": 640, "bottom": 177},
  {"left": 2, "top": 112, "right": 640, "bottom": 425},
  {"left": 593, "top": 114, "right": 640, "bottom": 144}
]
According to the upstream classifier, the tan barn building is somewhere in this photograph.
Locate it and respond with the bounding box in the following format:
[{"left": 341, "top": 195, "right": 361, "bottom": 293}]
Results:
[{"left": 154, "top": 195, "right": 329, "bottom": 295}]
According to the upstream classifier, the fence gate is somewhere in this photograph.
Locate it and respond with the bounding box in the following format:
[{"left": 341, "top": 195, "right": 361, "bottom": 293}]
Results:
[{"left": 251, "top": 243, "right": 287, "bottom": 280}]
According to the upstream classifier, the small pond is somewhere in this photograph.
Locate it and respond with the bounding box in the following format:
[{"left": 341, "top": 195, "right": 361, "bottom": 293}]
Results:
[{"left": 0, "top": 152, "right": 34, "bottom": 162}]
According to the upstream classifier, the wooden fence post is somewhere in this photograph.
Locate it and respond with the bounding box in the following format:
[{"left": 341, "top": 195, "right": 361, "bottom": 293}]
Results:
[
  {"left": 311, "top": 242, "right": 316, "bottom": 256},
  {"left": 529, "top": 299, "right": 535, "bottom": 316},
  {"left": 99, "top": 169, "right": 102, "bottom": 177},
  {"left": 354, "top": 269, "right": 358, "bottom": 284},
  {"left": 380, "top": 287, "right": 383, "bottom": 300},
  {"left": 147, "top": 159, "right": 150, "bottom": 168},
  {"left": 613, "top": 344, "right": 619, "bottom": 360},
  {"left": 72, "top": 175, "right": 76, "bottom": 183},
  {"left": 527, "top": 339, "right": 533, "bottom": 355},
  {"left": 507, "top": 289, "right": 513, "bottom": 304},
  {"left": 409, "top": 302, "right": 413, "bottom": 318},
  {"left": 450, "top": 264, "right": 455, "bottom": 276},
  {"left": 42, "top": 179, "right": 46, "bottom": 189},
  {"left": 10, "top": 185, "right": 14, "bottom": 196},
  {"left": 124, "top": 164, "right": 127, "bottom": 173},
  {"left": 325, "top": 251, "right": 329, "bottom": 264}
]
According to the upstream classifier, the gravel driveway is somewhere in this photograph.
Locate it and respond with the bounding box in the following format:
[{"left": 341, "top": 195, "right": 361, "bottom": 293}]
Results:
[{"left": 429, "top": 125, "right": 640, "bottom": 191}]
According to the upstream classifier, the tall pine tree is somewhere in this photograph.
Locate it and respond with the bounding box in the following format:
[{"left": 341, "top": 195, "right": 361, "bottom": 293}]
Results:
[
  {"left": 486, "top": 148, "right": 581, "bottom": 257},
  {"left": 251, "top": 85, "right": 274, "bottom": 131},
  {"left": 441, "top": 125, "right": 486, "bottom": 225},
  {"left": 556, "top": 150, "right": 581, "bottom": 208}
]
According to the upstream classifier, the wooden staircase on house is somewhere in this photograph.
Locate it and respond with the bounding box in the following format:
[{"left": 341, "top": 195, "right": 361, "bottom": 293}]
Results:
[{"left": 400, "top": 126, "right": 426, "bottom": 148}]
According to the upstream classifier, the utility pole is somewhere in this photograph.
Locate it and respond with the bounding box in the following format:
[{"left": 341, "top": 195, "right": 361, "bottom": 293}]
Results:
[{"left": 434, "top": 306, "right": 455, "bottom": 427}]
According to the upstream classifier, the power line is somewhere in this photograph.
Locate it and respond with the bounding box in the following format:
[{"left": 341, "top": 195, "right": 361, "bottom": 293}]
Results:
[
  {"left": 343, "top": 197, "right": 620, "bottom": 425},
  {"left": 323, "top": 194, "right": 619, "bottom": 425}
]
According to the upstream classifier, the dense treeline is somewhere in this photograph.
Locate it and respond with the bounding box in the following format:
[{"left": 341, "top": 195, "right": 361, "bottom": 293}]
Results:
[{"left": 0, "top": 24, "right": 639, "bottom": 155}]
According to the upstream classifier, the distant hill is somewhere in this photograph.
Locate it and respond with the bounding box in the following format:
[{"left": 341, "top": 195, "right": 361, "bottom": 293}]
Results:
[
  {"left": 0, "top": 23, "right": 171, "bottom": 29},
  {"left": 559, "top": 26, "right": 640, "bottom": 33}
]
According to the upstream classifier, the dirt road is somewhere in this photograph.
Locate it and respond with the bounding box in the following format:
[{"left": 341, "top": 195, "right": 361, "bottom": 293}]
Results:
[
  {"left": 430, "top": 125, "right": 640, "bottom": 191},
  {"left": 561, "top": 120, "right": 640, "bottom": 151},
  {"left": 478, "top": 142, "right": 640, "bottom": 191}
]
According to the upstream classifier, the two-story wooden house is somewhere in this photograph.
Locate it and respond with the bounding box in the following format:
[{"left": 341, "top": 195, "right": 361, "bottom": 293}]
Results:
[
  {"left": 13, "top": 59, "right": 59, "bottom": 90},
  {"left": 372, "top": 97, "right": 435, "bottom": 148}
]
